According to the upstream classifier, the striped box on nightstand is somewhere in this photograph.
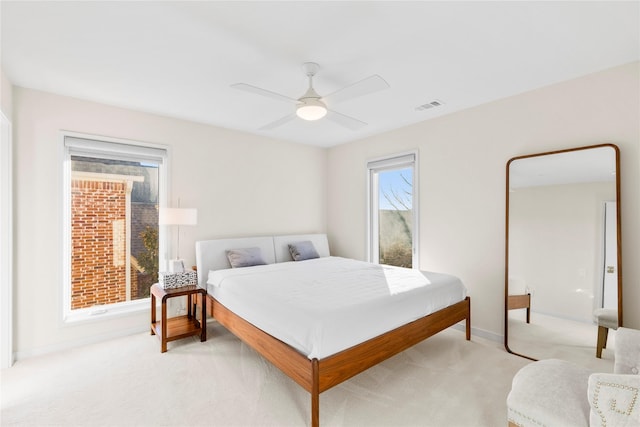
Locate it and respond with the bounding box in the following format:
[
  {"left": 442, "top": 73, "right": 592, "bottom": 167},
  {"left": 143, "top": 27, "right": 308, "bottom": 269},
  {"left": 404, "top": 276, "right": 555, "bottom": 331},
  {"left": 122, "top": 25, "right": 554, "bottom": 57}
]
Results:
[{"left": 158, "top": 270, "right": 198, "bottom": 289}]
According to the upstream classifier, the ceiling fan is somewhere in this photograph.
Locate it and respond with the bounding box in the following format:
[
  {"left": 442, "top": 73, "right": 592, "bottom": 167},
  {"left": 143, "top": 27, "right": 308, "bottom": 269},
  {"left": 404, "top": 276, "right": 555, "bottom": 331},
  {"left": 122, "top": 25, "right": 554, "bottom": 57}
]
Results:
[{"left": 231, "top": 62, "right": 389, "bottom": 131}]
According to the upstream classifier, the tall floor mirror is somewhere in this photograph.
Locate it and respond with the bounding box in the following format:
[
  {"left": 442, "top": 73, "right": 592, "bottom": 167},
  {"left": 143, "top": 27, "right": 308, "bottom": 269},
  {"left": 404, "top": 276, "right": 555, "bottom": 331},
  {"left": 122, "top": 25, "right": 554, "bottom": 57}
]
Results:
[{"left": 505, "top": 144, "right": 622, "bottom": 368}]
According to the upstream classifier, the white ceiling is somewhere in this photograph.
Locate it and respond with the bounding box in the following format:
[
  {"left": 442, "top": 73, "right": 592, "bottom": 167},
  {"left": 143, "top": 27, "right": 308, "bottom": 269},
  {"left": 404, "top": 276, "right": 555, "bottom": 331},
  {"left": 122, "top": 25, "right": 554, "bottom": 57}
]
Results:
[{"left": 1, "top": 1, "right": 639, "bottom": 148}]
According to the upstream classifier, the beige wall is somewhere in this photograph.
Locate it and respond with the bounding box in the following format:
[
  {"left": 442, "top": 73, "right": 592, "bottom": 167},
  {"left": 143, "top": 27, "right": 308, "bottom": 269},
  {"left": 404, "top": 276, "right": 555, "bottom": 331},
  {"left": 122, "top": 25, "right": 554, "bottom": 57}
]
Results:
[
  {"left": 327, "top": 61, "right": 640, "bottom": 339},
  {"left": 12, "top": 87, "right": 327, "bottom": 356}
]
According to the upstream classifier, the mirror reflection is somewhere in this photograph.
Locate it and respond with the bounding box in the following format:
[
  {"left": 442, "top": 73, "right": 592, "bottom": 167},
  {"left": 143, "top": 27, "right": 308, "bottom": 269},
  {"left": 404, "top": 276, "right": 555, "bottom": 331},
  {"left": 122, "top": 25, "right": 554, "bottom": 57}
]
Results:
[{"left": 505, "top": 144, "right": 621, "bottom": 369}]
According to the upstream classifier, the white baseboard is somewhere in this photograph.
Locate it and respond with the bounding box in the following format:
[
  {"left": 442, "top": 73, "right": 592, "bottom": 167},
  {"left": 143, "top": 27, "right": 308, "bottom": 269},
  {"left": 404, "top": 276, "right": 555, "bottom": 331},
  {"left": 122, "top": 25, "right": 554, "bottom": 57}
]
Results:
[{"left": 451, "top": 322, "right": 503, "bottom": 343}]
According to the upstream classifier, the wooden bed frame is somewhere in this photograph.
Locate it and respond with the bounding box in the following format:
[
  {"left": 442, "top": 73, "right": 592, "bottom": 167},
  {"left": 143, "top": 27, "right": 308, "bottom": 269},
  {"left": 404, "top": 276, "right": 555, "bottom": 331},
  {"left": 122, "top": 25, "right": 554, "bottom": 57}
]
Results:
[
  {"left": 205, "top": 295, "right": 470, "bottom": 427},
  {"left": 195, "top": 234, "right": 471, "bottom": 426}
]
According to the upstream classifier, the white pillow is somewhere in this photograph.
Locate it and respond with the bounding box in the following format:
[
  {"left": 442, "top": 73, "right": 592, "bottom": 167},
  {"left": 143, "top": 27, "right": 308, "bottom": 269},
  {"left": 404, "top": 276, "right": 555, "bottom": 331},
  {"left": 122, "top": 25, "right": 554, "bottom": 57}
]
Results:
[
  {"left": 288, "top": 241, "right": 319, "bottom": 261},
  {"left": 226, "top": 247, "right": 267, "bottom": 268}
]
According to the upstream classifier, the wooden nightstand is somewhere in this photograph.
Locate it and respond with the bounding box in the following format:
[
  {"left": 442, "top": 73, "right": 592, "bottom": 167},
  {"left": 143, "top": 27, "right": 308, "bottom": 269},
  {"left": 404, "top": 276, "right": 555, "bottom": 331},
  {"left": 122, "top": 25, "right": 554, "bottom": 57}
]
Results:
[{"left": 150, "top": 283, "right": 206, "bottom": 353}]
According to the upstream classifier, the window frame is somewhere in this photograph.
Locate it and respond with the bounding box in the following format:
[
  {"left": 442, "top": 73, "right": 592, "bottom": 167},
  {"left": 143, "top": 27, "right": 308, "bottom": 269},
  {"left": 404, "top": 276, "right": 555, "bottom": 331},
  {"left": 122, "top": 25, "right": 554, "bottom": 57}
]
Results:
[
  {"left": 1, "top": 112, "right": 13, "bottom": 367},
  {"left": 61, "top": 131, "right": 169, "bottom": 324},
  {"left": 367, "top": 151, "right": 419, "bottom": 268}
]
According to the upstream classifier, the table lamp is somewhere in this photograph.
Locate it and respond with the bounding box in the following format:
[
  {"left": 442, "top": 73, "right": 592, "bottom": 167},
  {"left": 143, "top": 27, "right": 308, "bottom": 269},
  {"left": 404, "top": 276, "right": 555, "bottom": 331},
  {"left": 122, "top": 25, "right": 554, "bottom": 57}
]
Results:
[{"left": 159, "top": 206, "right": 197, "bottom": 272}]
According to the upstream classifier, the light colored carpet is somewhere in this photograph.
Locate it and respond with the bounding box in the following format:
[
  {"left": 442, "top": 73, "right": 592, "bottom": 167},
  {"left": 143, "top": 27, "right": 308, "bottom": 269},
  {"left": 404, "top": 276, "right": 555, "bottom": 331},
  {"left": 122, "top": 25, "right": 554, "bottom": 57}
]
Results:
[
  {"left": 508, "top": 312, "right": 616, "bottom": 371},
  {"left": 2, "top": 323, "right": 530, "bottom": 427}
]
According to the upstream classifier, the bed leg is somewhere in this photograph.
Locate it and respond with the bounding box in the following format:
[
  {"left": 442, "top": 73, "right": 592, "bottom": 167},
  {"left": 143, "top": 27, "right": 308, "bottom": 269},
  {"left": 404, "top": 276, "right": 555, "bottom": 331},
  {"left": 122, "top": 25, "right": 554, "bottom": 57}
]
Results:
[
  {"left": 465, "top": 297, "right": 471, "bottom": 341},
  {"left": 311, "top": 358, "right": 319, "bottom": 427}
]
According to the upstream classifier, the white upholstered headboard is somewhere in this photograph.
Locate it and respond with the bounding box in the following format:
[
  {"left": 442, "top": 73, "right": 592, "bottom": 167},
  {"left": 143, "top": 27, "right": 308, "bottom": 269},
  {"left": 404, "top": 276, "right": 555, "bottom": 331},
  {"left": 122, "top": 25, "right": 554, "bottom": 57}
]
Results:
[{"left": 195, "top": 233, "right": 330, "bottom": 287}]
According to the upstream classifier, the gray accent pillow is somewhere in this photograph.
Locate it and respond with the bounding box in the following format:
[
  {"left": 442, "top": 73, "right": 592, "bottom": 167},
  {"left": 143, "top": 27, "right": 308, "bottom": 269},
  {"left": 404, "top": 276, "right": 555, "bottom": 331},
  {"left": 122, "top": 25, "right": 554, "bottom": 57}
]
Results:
[
  {"left": 226, "top": 247, "right": 267, "bottom": 268},
  {"left": 288, "top": 241, "right": 320, "bottom": 261}
]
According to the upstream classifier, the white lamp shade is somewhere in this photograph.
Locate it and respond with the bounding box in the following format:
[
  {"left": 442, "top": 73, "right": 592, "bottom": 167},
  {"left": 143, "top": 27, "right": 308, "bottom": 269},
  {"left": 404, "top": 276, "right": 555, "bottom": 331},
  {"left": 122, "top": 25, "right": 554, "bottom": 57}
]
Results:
[
  {"left": 296, "top": 98, "right": 327, "bottom": 121},
  {"left": 159, "top": 208, "right": 197, "bottom": 226}
]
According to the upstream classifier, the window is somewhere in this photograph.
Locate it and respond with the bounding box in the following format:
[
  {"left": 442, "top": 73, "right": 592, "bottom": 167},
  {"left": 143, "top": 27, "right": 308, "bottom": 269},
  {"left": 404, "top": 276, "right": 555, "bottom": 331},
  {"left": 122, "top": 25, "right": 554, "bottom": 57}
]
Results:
[
  {"left": 62, "top": 134, "right": 167, "bottom": 322},
  {"left": 368, "top": 152, "right": 418, "bottom": 268}
]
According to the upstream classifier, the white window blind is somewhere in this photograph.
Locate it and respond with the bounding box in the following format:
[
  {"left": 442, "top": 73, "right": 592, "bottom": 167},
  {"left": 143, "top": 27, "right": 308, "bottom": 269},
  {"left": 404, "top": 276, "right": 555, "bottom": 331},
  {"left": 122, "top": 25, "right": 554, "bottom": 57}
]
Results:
[
  {"left": 65, "top": 136, "right": 166, "bottom": 164},
  {"left": 367, "top": 153, "right": 415, "bottom": 171}
]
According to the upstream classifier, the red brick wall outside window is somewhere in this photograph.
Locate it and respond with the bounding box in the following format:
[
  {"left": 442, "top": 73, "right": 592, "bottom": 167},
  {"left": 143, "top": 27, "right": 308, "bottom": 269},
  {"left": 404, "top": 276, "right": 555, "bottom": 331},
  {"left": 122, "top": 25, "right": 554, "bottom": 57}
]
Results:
[{"left": 71, "top": 179, "right": 127, "bottom": 309}]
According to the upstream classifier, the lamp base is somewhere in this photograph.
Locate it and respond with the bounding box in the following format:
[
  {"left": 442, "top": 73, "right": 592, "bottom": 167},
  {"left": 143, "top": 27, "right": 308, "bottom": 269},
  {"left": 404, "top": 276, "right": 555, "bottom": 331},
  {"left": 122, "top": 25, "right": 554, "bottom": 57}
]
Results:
[{"left": 168, "top": 259, "right": 185, "bottom": 273}]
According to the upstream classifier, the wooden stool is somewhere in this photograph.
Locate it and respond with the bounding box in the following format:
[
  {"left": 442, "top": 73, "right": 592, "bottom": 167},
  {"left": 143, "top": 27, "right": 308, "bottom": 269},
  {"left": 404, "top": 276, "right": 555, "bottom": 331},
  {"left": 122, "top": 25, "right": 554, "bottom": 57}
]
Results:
[{"left": 594, "top": 308, "right": 617, "bottom": 358}]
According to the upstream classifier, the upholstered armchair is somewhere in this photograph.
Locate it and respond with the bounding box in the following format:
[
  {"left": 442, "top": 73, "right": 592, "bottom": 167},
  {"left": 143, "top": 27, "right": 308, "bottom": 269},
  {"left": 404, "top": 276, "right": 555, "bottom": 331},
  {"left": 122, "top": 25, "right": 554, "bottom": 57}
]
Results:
[{"left": 507, "top": 327, "right": 640, "bottom": 426}]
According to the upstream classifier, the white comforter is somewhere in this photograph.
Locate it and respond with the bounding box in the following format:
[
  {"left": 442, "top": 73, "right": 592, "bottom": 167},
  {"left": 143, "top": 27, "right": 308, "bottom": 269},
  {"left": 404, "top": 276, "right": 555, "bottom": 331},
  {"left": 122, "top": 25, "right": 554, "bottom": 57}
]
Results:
[{"left": 207, "top": 256, "right": 466, "bottom": 359}]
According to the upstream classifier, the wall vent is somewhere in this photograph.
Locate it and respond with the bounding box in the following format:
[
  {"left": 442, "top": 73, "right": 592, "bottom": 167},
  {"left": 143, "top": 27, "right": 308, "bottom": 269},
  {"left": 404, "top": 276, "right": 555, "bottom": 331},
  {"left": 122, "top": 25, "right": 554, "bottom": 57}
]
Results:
[{"left": 415, "top": 100, "right": 444, "bottom": 111}]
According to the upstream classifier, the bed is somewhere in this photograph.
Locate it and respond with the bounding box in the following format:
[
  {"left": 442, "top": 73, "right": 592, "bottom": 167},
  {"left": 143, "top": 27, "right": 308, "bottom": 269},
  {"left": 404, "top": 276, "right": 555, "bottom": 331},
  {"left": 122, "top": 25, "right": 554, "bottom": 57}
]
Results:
[{"left": 195, "top": 233, "right": 471, "bottom": 427}]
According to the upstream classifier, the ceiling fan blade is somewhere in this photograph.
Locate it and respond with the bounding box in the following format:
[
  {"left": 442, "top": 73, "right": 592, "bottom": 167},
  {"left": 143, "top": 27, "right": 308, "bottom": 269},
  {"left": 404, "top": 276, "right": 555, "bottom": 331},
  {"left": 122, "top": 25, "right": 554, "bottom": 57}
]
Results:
[
  {"left": 326, "top": 110, "right": 367, "bottom": 131},
  {"left": 259, "top": 114, "right": 297, "bottom": 130},
  {"left": 323, "top": 75, "right": 389, "bottom": 105},
  {"left": 231, "top": 83, "right": 299, "bottom": 104}
]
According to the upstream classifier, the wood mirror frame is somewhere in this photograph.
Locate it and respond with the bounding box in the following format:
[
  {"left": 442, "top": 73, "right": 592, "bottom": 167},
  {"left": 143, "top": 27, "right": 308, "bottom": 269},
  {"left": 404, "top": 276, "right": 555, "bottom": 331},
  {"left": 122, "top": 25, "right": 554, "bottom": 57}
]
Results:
[{"left": 504, "top": 143, "right": 622, "bottom": 361}]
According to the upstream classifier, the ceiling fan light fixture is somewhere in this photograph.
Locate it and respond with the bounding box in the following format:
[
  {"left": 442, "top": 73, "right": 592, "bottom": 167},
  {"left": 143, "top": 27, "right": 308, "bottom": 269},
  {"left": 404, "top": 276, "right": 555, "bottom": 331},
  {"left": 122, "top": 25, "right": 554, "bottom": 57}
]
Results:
[
  {"left": 232, "top": 61, "right": 388, "bottom": 130},
  {"left": 296, "top": 98, "right": 327, "bottom": 121}
]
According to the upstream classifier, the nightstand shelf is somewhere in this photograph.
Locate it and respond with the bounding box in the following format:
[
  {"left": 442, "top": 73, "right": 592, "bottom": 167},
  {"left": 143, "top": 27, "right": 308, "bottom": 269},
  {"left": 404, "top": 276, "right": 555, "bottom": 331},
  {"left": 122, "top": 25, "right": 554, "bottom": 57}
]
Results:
[{"left": 150, "top": 283, "right": 206, "bottom": 353}]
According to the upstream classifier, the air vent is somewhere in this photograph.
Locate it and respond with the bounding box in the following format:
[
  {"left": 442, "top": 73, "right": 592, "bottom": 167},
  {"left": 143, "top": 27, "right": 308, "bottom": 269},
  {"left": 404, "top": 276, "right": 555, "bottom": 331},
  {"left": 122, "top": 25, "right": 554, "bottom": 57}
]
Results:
[{"left": 415, "top": 100, "right": 445, "bottom": 111}]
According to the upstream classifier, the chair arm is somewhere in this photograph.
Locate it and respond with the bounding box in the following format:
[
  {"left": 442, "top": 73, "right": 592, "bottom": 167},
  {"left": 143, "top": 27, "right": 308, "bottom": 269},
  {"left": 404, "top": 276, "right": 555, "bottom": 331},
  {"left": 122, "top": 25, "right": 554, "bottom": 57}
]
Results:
[
  {"left": 588, "top": 372, "right": 640, "bottom": 427},
  {"left": 614, "top": 328, "right": 640, "bottom": 375}
]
